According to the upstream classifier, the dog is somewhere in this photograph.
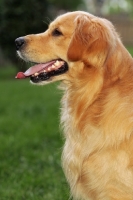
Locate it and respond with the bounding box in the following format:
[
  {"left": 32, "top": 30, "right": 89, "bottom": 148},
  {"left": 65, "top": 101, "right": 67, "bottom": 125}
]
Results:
[{"left": 15, "top": 11, "right": 133, "bottom": 200}]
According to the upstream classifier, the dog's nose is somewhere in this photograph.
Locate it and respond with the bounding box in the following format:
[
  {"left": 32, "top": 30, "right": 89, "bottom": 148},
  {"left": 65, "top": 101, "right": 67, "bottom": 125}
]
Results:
[{"left": 15, "top": 37, "right": 25, "bottom": 50}]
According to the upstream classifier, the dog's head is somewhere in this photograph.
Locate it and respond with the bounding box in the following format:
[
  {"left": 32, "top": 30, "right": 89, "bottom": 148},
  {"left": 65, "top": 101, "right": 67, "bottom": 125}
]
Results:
[{"left": 15, "top": 11, "right": 118, "bottom": 85}]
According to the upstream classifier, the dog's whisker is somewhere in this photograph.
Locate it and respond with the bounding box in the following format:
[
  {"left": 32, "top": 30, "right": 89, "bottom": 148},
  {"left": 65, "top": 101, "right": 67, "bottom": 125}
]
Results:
[{"left": 43, "top": 17, "right": 52, "bottom": 26}]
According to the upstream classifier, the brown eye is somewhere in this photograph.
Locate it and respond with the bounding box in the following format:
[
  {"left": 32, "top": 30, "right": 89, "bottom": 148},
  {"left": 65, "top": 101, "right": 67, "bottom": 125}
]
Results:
[{"left": 52, "top": 28, "right": 63, "bottom": 36}]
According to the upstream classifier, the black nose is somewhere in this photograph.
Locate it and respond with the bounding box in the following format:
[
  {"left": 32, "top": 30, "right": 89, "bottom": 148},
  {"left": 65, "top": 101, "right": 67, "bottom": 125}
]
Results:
[{"left": 15, "top": 37, "right": 25, "bottom": 50}]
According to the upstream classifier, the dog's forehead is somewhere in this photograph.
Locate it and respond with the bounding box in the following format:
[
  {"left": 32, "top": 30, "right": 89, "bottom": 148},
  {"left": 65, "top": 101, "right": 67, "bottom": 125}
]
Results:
[
  {"left": 56, "top": 12, "right": 78, "bottom": 21},
  {"left": 50, "top": 12, "right": 77, "bottom": 28},
  {"left": 49, "top": 14, "right": 77, "bottom": 33},
  {"left": 48, "top": 11, "right": 96, "bottom": 34},
  {"left": 50, "top": 11, "right": 94, "bottom": 29}
]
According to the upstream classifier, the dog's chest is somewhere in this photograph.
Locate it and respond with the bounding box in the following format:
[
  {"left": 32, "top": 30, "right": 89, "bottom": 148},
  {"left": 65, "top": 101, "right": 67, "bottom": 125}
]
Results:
[
  {"left": 60, "top": 93, "right": 100, "bottom": 198},
  {"left": 60, "top": 91, "right": 116, "bottom": 199}
]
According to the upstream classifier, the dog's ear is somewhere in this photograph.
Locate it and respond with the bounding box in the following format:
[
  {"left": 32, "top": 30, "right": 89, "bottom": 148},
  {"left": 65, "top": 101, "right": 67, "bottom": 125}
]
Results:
[
  {"left": 67, "top": 15, "right": 116, "bottom": 67},
  {"left": 67, "top": 15, "right": 99, "bottom": 61},
  {"left": 67, "top": 16, "right": 87, "bottom": 61}
]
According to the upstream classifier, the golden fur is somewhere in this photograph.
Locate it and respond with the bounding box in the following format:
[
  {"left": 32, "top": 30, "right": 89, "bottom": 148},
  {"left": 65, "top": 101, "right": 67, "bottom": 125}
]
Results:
[{"left": 17, "top": 11, "right": 133, "bottom": 200}]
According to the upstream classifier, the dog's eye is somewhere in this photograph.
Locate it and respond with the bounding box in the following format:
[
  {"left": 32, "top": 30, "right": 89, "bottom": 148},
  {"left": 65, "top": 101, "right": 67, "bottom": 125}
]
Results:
[{"left": 52, "top": 28, "right": 62, "bottom": 36}]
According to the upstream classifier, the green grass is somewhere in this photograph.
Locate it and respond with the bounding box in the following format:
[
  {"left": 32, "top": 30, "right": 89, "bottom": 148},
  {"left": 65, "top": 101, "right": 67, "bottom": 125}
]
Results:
[{"left": 0, "top": 78, "right": 69, "bottom": 200}]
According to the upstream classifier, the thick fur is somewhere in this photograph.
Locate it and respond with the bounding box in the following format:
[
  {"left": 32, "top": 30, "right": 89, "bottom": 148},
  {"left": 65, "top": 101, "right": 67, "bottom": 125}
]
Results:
[{"left": 17, "top": 11, "right": 133, "bottom": 200}]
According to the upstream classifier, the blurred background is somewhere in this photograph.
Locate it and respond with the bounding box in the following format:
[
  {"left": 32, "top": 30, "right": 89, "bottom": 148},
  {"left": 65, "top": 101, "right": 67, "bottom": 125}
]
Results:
[{"left": 0, "top": 0, "right": 133, "bottom": 200}]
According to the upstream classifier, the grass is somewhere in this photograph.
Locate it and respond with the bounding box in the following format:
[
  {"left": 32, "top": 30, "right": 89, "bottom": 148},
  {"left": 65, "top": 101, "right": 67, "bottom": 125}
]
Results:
[{"left": 0, "top": 77, "right": 69, "bottom": 200}]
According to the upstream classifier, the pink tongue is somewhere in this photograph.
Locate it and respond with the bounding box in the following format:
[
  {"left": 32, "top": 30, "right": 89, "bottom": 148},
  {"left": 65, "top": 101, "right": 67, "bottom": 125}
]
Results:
[
  {"left": 15, "top": 60, "right": 56, "bottom": 79},
  {"left": 15, "top": 72, "right": 26, "bottom": 79}
]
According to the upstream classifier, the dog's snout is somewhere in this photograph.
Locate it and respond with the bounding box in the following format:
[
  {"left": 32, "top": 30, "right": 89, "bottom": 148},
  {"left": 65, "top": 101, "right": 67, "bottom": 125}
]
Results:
[{"left": 15, "top": 37, "right": 25, "bottom": 50}]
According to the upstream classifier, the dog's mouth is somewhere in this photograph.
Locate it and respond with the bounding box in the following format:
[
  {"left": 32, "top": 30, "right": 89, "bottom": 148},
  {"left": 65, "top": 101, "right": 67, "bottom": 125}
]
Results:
[{"left": 15, "top": 59, "right": 68, "bottom": 83}]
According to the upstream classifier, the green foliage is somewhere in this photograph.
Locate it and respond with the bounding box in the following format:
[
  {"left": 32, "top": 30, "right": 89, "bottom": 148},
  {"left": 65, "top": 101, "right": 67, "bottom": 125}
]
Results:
[
  {"left": 0, "top": 79, "right": 69, "bottom": 200},
  {"left": 126, "top": 0, "right": 133, "bottom": 16},
  {"left": 126, "top": 46, "right": 133, "bottom": 55}
]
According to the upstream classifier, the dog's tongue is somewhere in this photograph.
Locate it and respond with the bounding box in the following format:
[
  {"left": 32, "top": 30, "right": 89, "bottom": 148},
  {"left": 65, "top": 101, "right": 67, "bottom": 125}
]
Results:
[{"left": 15, "top": 60, "right": 55, "bottom": 79}]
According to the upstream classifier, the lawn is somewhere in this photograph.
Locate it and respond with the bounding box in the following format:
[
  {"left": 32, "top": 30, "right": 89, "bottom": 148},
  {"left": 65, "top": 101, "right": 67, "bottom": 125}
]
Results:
[{"left": 0, "top": 76, "right": 69, "bottom": 200}]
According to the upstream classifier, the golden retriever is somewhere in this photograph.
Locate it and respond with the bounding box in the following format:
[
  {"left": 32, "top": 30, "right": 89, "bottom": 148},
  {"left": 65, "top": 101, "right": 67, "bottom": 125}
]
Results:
[{"left": 15, "top": 11, "right": 133, "bottom": 200}]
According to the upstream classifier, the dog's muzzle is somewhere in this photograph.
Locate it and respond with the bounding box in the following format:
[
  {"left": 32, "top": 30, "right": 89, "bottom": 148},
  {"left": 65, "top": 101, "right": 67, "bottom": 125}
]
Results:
[{"left": 15, "top": 37, "right": 69, "bottom": 83}]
